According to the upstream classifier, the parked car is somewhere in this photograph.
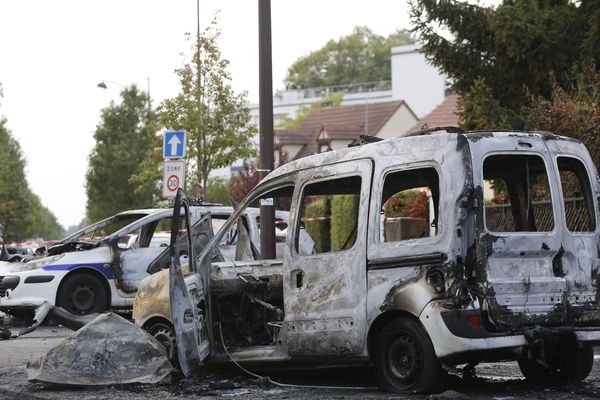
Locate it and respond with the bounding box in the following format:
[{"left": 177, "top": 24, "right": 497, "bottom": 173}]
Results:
[
  {"left": 0, "top": 205, "right": 242, "bottom": 316},
  {"left": 134, "top": 129, "right": 600, "bottom": 393}
]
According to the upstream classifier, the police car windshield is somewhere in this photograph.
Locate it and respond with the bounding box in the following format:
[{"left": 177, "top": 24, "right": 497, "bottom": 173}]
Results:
[{"left": 66, "top": 214, "right": 148, "bottom": 242}]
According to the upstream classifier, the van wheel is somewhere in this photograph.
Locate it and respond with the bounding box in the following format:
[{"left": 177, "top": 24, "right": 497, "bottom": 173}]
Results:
[
  {"left": 147, "top": 322, "right": 177, "bottom": 365},
  {"left": 57, "top": 273, "right": 107, "bottom": 315},
  {"left": 518, "top": 342, "right": 593, "bottom": 382},
  {"left": 373, "top": 318, "right": 446, "bottom": 393}
]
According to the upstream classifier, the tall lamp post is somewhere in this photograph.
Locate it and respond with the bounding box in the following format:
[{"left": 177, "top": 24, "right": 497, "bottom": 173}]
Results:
[
  {"left": 258, "top": 0, "right": 275, "bottom": 259},
  {"left": 97, "top": 79, "right": 151, "bottom": 99},
  {"left": 96, "top": 80, "right": 125, "bottom": 90}
]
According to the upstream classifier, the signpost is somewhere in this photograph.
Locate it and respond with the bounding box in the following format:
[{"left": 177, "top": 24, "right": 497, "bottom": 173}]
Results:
[
  {"left": 162, "top": 130, "right": 186, "bottom": 198},
  {"left": 162, "top": 160, "right": 186, "bottom": 198},
  {"left": 163, "top": 130, "right": 186, "bottom": 159}
]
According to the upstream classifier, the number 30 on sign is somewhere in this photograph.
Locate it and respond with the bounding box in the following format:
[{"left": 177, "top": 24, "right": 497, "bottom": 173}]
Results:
[{"left": 162, "top": 160, "right": 186, "bottom": 198}]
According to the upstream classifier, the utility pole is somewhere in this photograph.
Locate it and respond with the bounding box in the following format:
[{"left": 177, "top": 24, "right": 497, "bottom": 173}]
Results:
[{"left": 258, "top": 0, "right": 275, "bottom": 259}]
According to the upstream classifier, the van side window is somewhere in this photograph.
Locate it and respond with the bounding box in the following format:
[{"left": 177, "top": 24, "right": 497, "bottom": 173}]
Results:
[
  {"left": 380, "top": 167, "right": 439, "bottom": 242},
  {"left": 297, "top": 176, "right": 361, "bottom": 255},
  {"left": 557, "top": 157, "right": 596, "bottom": 232},
  {"left": 483, "top": 154, "right": 554, "bottom": 232}
]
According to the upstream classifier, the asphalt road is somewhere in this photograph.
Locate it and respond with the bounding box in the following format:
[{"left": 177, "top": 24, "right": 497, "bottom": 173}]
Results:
[{"left": 1, "top": 319, "right": 600, "bottom": 400}]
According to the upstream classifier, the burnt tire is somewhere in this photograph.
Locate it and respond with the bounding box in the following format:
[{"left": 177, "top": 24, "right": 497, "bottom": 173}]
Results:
[
  {"left": 57, "top": 273, "right": 107, "bottom": 316},
  {"left": 518, "top": 342, "right": 593, "bottom": 383},
  {"left": 147, "top": 321, "right": 178, "bottom": 365},
  {"left": 373, "top": 318, "right": 446, "bottom": 393}
]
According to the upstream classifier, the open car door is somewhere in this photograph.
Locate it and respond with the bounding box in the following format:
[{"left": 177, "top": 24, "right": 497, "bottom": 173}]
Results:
[
  {"left": 169, "top": 189, "right": 211, "bottom": 376},
  {"left": 147, "top": 208, "right": 215, "bottom": 275}
]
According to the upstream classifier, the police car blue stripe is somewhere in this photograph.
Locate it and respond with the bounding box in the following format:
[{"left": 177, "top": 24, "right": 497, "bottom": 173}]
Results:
[{"left": 43, "top": 263, "right": 113, "bottom": 279}]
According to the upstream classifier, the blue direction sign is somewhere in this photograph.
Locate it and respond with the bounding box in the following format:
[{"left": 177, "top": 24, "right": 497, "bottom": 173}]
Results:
[{"left": 163, "top": 130, "right": 186, "bottom": 159}]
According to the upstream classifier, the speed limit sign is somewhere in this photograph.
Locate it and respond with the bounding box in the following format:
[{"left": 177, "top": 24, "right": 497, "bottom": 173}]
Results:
[{"left": 162, "top": 160, "right": 185, "bottom": 198}]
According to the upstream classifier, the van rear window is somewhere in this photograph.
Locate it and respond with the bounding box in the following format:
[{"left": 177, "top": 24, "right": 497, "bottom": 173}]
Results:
[
  {"left": 483, "top": 154, "right": 554, "bottom": 232},
  {"left": 557, "top": 157, "right": 596, "bottom": 232}
]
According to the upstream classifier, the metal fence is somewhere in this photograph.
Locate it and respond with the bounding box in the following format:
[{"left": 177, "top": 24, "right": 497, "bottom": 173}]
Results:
[{"left": 484, "top": 197, "right": 591, "bottom": 232}]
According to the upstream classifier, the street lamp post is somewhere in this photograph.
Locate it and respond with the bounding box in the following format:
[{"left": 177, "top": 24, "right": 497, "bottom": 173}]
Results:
[
  {"left": 96, "top": 80, "right": 125, "bottom": 90},
  {"left": 258, "top": 0, "right": 275, "bottom": 259}
]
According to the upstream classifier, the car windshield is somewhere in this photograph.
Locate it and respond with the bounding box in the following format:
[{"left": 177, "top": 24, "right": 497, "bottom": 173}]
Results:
[{"left": 65, "top": 214, "right": 148, "bottom": 242}]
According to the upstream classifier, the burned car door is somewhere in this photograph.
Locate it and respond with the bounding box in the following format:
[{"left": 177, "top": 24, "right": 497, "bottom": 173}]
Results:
[
  {"left": 112, "top": 216, "right": 175, "bottom": 294},
  {"left": 284, "top": 159, "right": 372, "bottom": 356},
  {"left": 169, "top": 189, "right": 210, "bottom": 376},
  {"left": 147, "top": 212, "right": 214, "bottom": 275},
  {"left": 542, "top": 138, "right": 600, "bottom": 319},
  {"left": 469, "top": 136, "right": 568, "bottom": 327}
]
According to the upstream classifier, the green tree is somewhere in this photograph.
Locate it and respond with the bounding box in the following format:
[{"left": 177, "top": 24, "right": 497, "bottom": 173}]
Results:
[
  {"left": 86, "top": 85, "right": 158, "bottom": 222},
  {"left": 157, "top": 18, "right": 256, "bottom": 190},
  {"left": 330, "top": 195, "right": 359, "bottom": 251},
  {"left": 285, "top": 26, "right": 414, "bottom": 88},
  {"left": 0, "top": 117, "right": 63, "bottom": 241},
  {"left": 410, "top": 0, "right": 600, "bottom": 130},
  {"left": 205, "top": 177, "right": 231, "bottom": 205},
  {"left": 304, "top": 197, "right": 331, "bottom": 253},
  {"left": 527, "top": 63, "right": 600, "bottom": 169},
  {"left": 0, "top": 118, "right": 33, "bottom": 241}
]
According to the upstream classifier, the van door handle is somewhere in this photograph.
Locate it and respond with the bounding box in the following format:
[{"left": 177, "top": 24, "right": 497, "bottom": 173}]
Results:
[{"left": 292, "top": 270, "right": 304, "bottom": 289}]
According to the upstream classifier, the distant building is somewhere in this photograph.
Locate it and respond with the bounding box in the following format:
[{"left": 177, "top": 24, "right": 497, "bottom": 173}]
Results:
[
  {"left": 391, "top": 44, "right": 449, "bottom": 118},
  {"left": 249, "top": 43, "right": 449, "bottom": 129},
  {"left": 213, "top": 44, "right": 450, "bottom": 178},
  {"left": 275, "top": 100, "right": 418, "bottom": 163},
  {"left": 408, "top": 94, "right": 460, "bottom": 133}
]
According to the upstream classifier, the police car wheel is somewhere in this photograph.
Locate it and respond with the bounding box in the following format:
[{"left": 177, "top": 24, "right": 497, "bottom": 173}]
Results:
[{"left": 57, "top": 273, "right": 107, "bottom": 316}]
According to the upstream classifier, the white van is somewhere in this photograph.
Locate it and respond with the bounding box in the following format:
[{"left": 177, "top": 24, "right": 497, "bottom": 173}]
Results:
[{"left": 136, "top": 129, "right": 600, "bottom": 393}]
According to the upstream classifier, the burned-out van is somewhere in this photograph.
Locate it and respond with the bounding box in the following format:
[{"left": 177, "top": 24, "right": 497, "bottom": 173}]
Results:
[{"left": 135, "top": 129, "right": 600, "bottom": 393}]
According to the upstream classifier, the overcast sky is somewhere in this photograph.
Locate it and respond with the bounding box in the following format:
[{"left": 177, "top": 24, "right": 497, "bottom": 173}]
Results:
[{"left": 0, "top": 0, "right": 412, "bottom": 230}]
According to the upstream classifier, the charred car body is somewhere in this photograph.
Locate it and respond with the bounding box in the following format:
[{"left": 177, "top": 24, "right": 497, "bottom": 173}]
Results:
[{"left": 136, "top": 130, "right": 600, "bottom": 393}]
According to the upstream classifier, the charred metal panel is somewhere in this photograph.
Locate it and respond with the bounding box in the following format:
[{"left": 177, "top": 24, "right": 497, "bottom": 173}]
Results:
[
  {"left": 26, "top": 313, "right": 172, "bottom": 385},
  {"left": 169, "top": 190, "right": 210, "bottom": 376},
  {"left": 365, "top": 134, "right": 474, "bottom": 336},
  {"left": 467, "top": 132, "right": 600, "bottom": 329},
  {"left": 284, "top": 159, "right": 372, "bottom": 357},
  {"left": 133, "top": 267, "right": 172, "bottom": 328}
]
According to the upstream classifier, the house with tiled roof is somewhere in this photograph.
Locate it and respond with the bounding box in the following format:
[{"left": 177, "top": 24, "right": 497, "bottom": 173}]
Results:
[
  {"left": 408, "top": 94, "right": 460, "bottom": 134},
  {"left": 275, "top": 100, "right": 418, "bottom": 162}
]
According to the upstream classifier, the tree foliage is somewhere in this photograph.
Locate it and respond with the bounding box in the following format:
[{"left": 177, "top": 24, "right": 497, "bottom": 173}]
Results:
[
  {"left": 86, "top": 85, "right": 158, "bottom": 222},
  {"left": 205, "top": 177, "right": 231, "bottom": 205},
  {"left": 304, "top": 197, "right": 331, "bottom": 253},
  {"left": 230, "top": 159, "right": 260, "bottom": 207},
  {"left": 330, "top": 195, "right": 359, "bottom": 252},
  {"left": 285, "top": 26, "right": 414, "bottom": 88},
  {"left": 0, "top": 118, "right": 64, "bottom": 241},
  {"left": 527, "top": 63, "right": 600, "bottom": 168},
  {"left": 410, "top": 0, "right": 600, "bottom": 130},
  {"left": 157, "top": 18, "right": 256, "bottom": 190}
]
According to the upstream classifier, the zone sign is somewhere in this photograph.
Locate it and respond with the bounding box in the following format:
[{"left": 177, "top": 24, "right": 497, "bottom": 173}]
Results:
[{"left": 162, "top": 160, "right": 186, "bottom": 198}]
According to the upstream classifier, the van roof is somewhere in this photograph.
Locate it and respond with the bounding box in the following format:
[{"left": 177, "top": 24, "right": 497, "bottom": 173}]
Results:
[{"left": 264, "top": 129, "right": 575, "bottom": 184}]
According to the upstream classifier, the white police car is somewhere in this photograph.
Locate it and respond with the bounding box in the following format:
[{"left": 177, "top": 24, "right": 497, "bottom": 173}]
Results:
[{"left": 0, "top": 205, "right": 237, "bottom": 316}]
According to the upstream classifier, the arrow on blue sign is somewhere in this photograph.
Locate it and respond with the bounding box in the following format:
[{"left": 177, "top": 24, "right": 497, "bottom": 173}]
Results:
[{"left": 163, "top": 130, "right": 186, "bottom": 159}]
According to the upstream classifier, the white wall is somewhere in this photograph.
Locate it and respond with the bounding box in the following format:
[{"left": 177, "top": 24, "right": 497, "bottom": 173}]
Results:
[
  {"left": 377, "top": 105, "right": 419, "bottom": 139},
  {"left": 391, "top": 44, "right": 448, "bottom": 118}
]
